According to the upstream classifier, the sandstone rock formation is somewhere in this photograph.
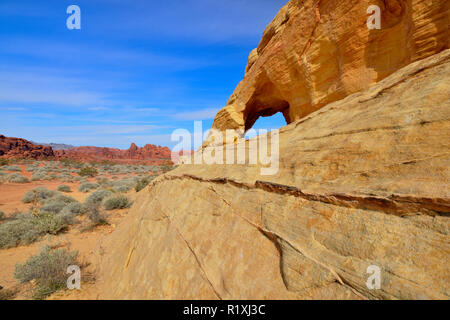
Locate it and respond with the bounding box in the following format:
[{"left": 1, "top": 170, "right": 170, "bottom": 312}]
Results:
[
  {"left": 0, "top": 135, "right": 55, "bottom": 160},
  {"left": 94, "top": 0, "right": 449, "bottom": 300},
  {"left": 210, "top": 0, "right": 449, "bottom": 134},
  {"left": 96, "top": 49, "right": 450, "bottom": 300},
  {"left": 55, "top": 143, "right": 172, "bottom": 165}
]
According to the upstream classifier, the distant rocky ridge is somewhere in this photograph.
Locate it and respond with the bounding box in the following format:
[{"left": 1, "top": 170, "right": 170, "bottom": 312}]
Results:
[
  {"left": 31, "top": 142, "right": 74, "bottom": 151},
  {"left": 0, "top": 135, "right": 172, "bottom": 164},
  {"left": 0, "top": 135, "right": 54, "bottom": 160},
  {"left": 55, "top": 143, "right": 172, "bottom": 164}
]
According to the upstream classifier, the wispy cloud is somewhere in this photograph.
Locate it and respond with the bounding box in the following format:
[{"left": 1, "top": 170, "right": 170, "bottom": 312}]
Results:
[{"left": 172, "top": 107, "right": 221, "bottom": 121}]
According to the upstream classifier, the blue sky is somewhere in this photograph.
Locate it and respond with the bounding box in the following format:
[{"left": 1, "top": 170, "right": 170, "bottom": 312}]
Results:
[{"left": 0, "top": 0, "right": 287, "bottom": 149}]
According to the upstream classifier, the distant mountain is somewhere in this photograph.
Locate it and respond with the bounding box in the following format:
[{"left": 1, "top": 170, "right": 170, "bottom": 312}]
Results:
[
  {"left": 0, "top": 135, "right": 55, "bottom": 159},
  {"left": 31, "top": 142, "right": 74, "bottom": 150},
  {"left": 1, "top": 134, "right": 172, "bottom": 164},
  {"left": 55, "top": 143, "right": 172, "bottom": 164}
]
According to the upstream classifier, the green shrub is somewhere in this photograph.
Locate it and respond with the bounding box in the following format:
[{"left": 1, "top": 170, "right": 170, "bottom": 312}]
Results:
[
  {"left": 40, "top": 195, "right": 77, "bottom": 214},
  {"left": 14, "top": 246, "right": 79, "bottom": 299},
  {"left": 22, "top": 187, "right": 58, "bottom": 204},
  {"left": 31, "top": 172, "right": 46, "bottom": 181},
  {"left": 85, "top": 189, "right": 113, "bottom": 207},
  {"left": 113, "top": 185, "right": 132, "bottom": 193},
  {"left": 0, "top": 211, "right": 5, "bottom": 220},
  {"left": 0, "top": 213, "right": 68, "bottom": 249},
  {"left": 57, "top": 185, "right": 71, "bottom": 193},
  {"left": 7, "top": 173, "right": 29, "bottom": 183},
  {"left": 60, "top": 159, "right": 83, "bottom": 169},
  {"left": 111, "top": 177, "right": 138, "bottom": 193},
  {"left": 0, "top": 287, "right": 18, "bottom": 300},
  {"left": 86, "top": 207, "right": 108, "bottom": 226},
  {"left": 60, "top": 202, "right": 86, "bottom": 217},
  {"left": 103, "top": 195, "right": 132, "bottom": 210},
  {"left": 78, "top": 166, "right": 98, "bottom": 177},
  {"left": 3, "top": 165, "right": 21, "bottom": 171},
  {"left": 135, "top": 176, "right": 155, "bottom": 192},
  {"left": 80, "top": 206, "right": 108, "bottom": 232},
  {"left": 0, "top": 158, "right": 9, "bottom": 166},
  {"left": 78, "top": 182, "right": 99, "bottom": 193}
]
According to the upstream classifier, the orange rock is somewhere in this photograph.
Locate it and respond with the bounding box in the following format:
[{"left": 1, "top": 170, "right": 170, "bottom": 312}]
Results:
[
  {"left": 210, "top": 0, "right": 449, "bottom": 134},
  {"left": 0, "top": 135, "right": 54, "bottom": 160}
]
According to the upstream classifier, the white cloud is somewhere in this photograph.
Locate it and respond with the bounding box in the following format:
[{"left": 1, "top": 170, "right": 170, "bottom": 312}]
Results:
[
  {"left": 172, "top": 107, "right": 220, "bottom": 121},
  {"left": 88, "top": 106, "right": 109, "bottom": 111}
]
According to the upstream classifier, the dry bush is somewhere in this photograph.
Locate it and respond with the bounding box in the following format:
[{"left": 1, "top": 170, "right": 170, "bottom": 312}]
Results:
[
  {"left": 103, "top": 194, "right": 132, "bottom": 210},
  {"left": 14, "top": 246, "right": 79, "bottom": 299}
]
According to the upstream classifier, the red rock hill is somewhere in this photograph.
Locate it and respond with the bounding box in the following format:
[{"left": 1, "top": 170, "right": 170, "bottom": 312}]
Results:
[
  {"left": 0, "top": 134, "right": 172, "bottom": 164},
  {"left": 0, "top": 135, "right": 54, "bottom": 160},
  {"left": 55, "top": 143, "right": 172, "bottom": 164}
]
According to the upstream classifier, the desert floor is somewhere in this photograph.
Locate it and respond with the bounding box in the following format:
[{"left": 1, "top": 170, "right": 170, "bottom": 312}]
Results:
[{"left": 0, "top": 161, "right": 163, "bottom": 299}]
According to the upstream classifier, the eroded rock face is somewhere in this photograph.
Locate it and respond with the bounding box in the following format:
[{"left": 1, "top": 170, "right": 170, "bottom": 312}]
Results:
[
  {"left": 55, "top": 143, "right": 172, "bottom": 164},
  {"left": 0, "top": 135, "right": 55, "bottom": 160},
  {"left": 96, "top": 50, "right": 450, "bottom": 300},
  {"left": 210, "top": 0, "right": 449, "bottom": 133}
]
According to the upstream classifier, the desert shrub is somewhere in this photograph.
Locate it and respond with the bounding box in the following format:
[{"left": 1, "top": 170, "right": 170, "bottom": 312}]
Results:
[
  {"left": 60, "top": 202, "right": 85, "bottom": 216},
  {"left": 60, "top": 159, "right": 83, "bottom": 169},
  {"left": 0, "top": 171, "right": 7, "bottom": 183},
  {"left": 40, "top": 195, "right": 77, "bottom": 214},
  {"left": 111, "top": 177, "right": 138, "bottom": 193},
  {"left": 78, "top": 182, "right": 99, "bottom": 193},
  {"left": 135, "top": 176, "right": 155, "bottom": 192},
  {"left": 114, "top": 185, "right": 132, "bottom": 193},
  {"left": 78, "top": 166, "right": 98, "bottom": 177},
  {"left": 47, "top": 173, "right": 57, "bottom": 180},
  {"left": 85, "top": 189, "right": 113, "bottom": 207},
  {"left": 96, "top": 176, "right": 111, "bottom": 186},
  {"left": 86, "top": 207, "right": 108, "bottom": 226},
  {"left": 7, "top": 173, "right": 29, "bottom": 183},
  {"left": 33, "top": 212, "right": 68, "bottom": 234},
  {"left": 103, "top": 195, "right": 132, "bottom": 210},
  {"left": 58, "top": 203, "right": 86, "bottom": 225},
  {"left": 0, "top": 213, "right": 68, "bottom": 249},
  {"left": 0, "top": 158, "right": 9, "bottom": 166},
  {"left": 0, "top": 287, "right": 18, "bottom": 300},
  {"left": 3, "top": 165, "right": 21, "bottom": 171},
  {"left": 22, "top": 187, "right": 58, "bottom": 204},
  {"left": 14, "top": 246, "right": 79, "bottom": 299},
  {"left": 0, "top": 211, "right": 5, "bottom": 220},
  {"left": 80, "top": 205, "right": 108, "bottom": 232},
  {"left": 57, "top": 185, "right": 71, "bottom": 193},
  {"left": 31, "top": 172, "right": 46, "bottom": 181}
]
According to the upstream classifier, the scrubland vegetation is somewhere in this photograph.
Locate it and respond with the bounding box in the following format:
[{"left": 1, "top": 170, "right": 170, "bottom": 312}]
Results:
[
  {"left": 0, "top": 158, "right": 176, "bottom": 299},
  {"left": 14, "top": 246, "right": 79, "bottom": 299}
]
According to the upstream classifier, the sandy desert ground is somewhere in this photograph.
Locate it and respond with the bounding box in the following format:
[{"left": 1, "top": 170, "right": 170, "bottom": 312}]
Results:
[{"left": 0, "top": 160, "right": 172, "bottom": 299}]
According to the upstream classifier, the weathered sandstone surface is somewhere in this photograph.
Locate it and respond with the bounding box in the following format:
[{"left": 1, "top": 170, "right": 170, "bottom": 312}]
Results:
[
  {"left": 210, "top": 0, "right": 449, "bottom": 134},
  {"left": 0, "top": 135, "right": 55, "bottom": 160},
  {"left": 96, "top": 49, "right": 450, "bottom": 300}
]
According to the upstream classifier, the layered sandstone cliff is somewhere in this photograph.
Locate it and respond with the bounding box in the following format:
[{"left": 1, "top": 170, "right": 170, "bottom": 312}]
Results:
[
  {"left": 94, "top": 0, "right": 449, "bottom": 300},
  {"left": 210, "top": 0, "right": 449, "bottom": 134}
]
